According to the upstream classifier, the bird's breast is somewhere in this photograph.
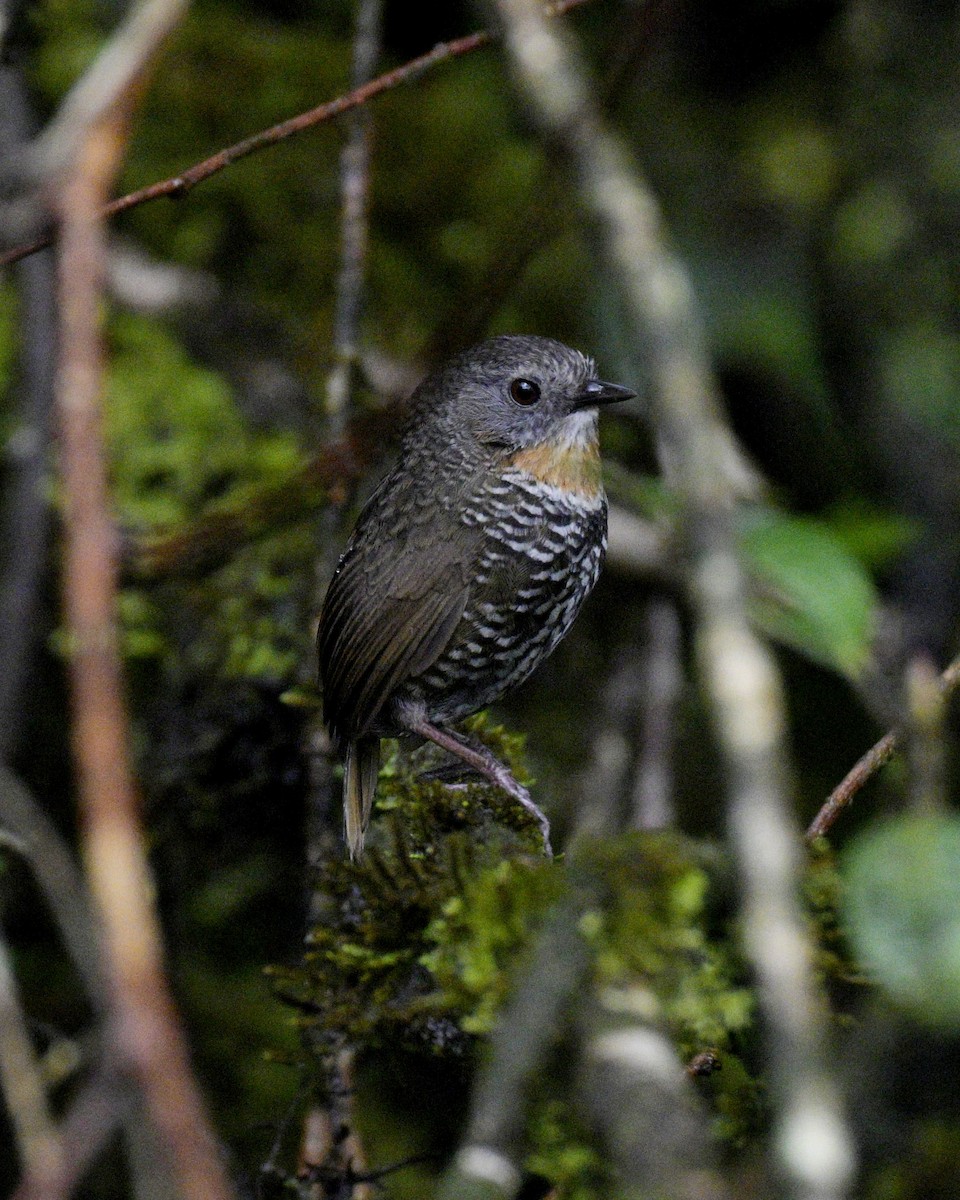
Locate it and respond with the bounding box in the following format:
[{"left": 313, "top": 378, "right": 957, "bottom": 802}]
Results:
[{"left": 504, "top": 436, "right": 602, "bottom": 501}]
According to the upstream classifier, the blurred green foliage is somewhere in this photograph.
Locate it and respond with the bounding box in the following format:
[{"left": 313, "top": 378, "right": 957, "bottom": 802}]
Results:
[
  {"left": 106, "top": 312, "right": 302, "bottom": 530},
  {"left": 740, "top": 507, "right": 878, "bottom": 680},
  {"left": 104, "top": 310, "right": 309, "bottom": 676},
  {"left": 844, "top": 813, "right": 960, "bottom": 1029}
]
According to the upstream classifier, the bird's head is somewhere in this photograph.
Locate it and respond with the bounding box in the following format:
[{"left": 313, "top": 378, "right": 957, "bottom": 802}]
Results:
[{"left": 410, "top": 334, "right": 636, "bottom": 455}]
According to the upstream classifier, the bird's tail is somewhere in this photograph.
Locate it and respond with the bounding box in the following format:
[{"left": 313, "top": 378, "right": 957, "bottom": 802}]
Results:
[{"left": 343, "top": 736, "right": 380, "bottom": 860}]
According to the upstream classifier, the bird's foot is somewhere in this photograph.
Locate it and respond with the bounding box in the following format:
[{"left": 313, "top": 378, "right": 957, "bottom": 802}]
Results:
[{"left": 404, "top": 718, "right": 553, "bottom": 858}]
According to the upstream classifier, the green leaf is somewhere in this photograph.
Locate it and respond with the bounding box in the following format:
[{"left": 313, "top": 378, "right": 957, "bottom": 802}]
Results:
[
  {"left": 739, "top": 507, "right": 877, "bottom": 679},
  {"left": 821, "top": 499, "right": 918, "bottom": 570},
  {"left": 843, "top": 813, "right": 960, "bottom": 1028}
]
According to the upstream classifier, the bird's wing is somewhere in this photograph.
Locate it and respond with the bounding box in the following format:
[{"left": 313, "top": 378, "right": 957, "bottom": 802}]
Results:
[{"left": 318, "top": 498, "right": 478, "bottom": 744}]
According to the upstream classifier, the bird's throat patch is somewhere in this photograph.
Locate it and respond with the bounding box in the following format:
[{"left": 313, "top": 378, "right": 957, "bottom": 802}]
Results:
[{"left": 507, "top": 438, "right": 602, "bottom": 498}]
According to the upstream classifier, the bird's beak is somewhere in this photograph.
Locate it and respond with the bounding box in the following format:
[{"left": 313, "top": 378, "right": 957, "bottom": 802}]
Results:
[{"left": 571, "top": 378, "right": 637, "bottom": 411}]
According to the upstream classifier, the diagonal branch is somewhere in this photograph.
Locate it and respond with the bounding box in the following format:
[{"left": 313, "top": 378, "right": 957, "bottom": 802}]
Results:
[
  {"left": 806, "top": 654, "right": 960, "bottom": 840},
  {"left": 0, "top": 0, "right": 594, "bottom": 270}
]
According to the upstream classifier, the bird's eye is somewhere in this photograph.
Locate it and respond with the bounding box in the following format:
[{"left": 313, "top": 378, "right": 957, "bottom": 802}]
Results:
[{"left": 509, "top": 377, "right": 541, "bottom": 406}]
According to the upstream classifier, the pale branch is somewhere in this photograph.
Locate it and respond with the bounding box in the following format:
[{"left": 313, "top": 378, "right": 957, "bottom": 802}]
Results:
[
  {"left": 52, "top": 1, "right": 234, "bottom": 1196},
  {"left": 436, "top": 892, "right": 593, "bottom": 1200},
  {"left": 0, "top": 0, "right": 594, "bottom": 270},
  {"left": 631, "top": 598, "right": 683, "bottom": 830},
  {"left": 323, "top": 0, "right": 383, "bottom": 432},
  {"left": 0, "top": 0, "right": 188, "bottom": 253},
  {"left": 302, "top": 0, "right": 388, "bottom": 916},
  {"left": 12, "top": 1066, "right": 130, "bottom": 1200},
  {"left": 0, "top": 766, "right": 138, "bottom": 1200},
  {"left": 490, "top": 2, "right": 855, "bottom": 1198},
  {"left": 309, "top": 7, "right": 384, "bottom": 1174},
  {"left": 579, "top": 1016, "right": 730, "bottom": 1200},
  {"left": 30, "top": 0, "right": 189, "bottom": 187}
]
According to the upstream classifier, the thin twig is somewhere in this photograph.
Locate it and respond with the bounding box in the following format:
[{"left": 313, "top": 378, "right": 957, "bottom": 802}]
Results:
[
  {"left": 0, "top": 0, "right": 594, "bottom": 271},
  {"left": 805, "top": 732, "right": 898, "bottom": 842},
  {"left": 806, "top": 654, "right": 960, "bottom": 841},
  {"left": 0, "top": 767, "right": 107, "bottom": 1006},
  {"left": 324, "top": 0, "right": 382, "bottom": 433},
  {"left": 306, "top": 6, "right": 383, "bottom": 1180},
  {"left": 491, "top": 3, "right": 855, "bottom": 1198}
]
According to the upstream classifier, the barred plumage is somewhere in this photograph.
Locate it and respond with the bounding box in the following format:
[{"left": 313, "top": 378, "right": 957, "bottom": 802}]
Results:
[{"left": 317, "top": 335, "right": 634, "bottom": 857}]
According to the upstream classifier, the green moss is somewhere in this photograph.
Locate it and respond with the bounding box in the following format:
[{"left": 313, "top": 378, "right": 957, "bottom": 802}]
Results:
[
  {"left": 278, "top": 736, "right": 765, "bottom": 1198},
  {"left": 106, "top": 312, "right": 301, "bottom": 529},
  {"left": 99, "top": 310, "right": 310, "bottom": 682},
  {"left": 422, "top": 855, "right": 564, "bottom": 1034},
  {"left": 270, "top": 715, "right": 549, "bottom": 1055},
  {"left": 576, "top": 836, "right": 753, "bottom": 1053},
  {"left": 526, "top": 1098, "right": 608, "bottom": 1200}
]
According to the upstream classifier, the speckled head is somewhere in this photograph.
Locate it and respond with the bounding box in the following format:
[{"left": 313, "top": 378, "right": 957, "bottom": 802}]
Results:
[{"left": 406, "top": 334, "right": 636, "bottom": 459}]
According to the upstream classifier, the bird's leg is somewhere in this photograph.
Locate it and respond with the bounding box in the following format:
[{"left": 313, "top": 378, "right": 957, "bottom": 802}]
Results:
[{"left": 404, "top": 717, "right": 553, "bottom": 859}]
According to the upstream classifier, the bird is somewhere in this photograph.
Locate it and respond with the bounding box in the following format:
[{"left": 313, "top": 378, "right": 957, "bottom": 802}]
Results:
[{"left": 317, "top": 334, "right": 635, "bottom": 859}]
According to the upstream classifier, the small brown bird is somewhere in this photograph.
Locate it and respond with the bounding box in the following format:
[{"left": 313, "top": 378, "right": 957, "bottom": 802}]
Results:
[{"left": 317, "top": 335, "right": 635, "bottom": 858}]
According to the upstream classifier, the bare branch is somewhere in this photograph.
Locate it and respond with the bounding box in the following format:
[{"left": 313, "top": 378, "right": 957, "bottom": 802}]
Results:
[
  {"left": 13, "top": 1066, "right": 130, "bottom": 1200},
  {"left": 0, "top": 0, "right": 594, "bottom": 270},
  {"left": 490, "top": 2, "right": 855, "bottom": 1197},
  {"left": 806, "top": 653, "right": 960, "bottom": 840},
  {"left": 580, "top": 1015, "right": 729, "bottom": 1200},
  {"left": 436, "top": 893, "right": 593, "bottom": 1200},
  {"left": 631, "top": 598, "right": 682, "bottom": 830},
  {"left": 0, "top": 768, "right": 107, "bottom": 1005},
  {"left": 324, "top": 0, "right": 383, "bottom": 432},
  {"left": 303, "top": 0, "right": 387, "bottom": 900}
]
